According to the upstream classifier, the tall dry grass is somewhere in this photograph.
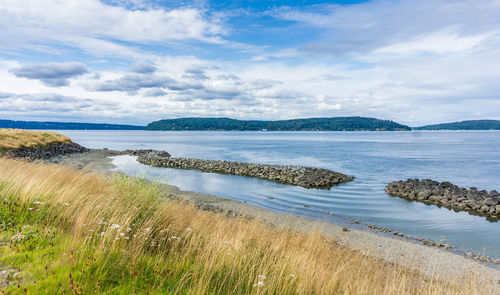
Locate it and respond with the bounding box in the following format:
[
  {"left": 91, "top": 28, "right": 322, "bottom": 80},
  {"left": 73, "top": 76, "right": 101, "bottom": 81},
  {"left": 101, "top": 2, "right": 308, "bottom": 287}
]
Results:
[
  {"left": 0, "top": 158, "right": 493, "bottom": 294},
  {"left": 0, "top": 128, "right": 71, "bottom": 151}
]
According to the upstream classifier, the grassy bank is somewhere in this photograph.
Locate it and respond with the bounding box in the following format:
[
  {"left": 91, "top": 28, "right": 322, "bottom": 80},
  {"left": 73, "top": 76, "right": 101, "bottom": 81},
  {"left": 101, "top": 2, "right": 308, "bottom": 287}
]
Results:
[
  {"left": 0, "top": 129, "right": 70, "bottom": 152},
  {"left": 0, "top": 158, "right": 491, "bottom": 294}
]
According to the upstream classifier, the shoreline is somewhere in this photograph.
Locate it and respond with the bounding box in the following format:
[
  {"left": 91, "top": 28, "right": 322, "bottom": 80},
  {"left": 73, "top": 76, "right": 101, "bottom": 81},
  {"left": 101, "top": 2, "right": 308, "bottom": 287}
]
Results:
[{"left": 46, "top": 148, "right": 500, "bottom": 286}]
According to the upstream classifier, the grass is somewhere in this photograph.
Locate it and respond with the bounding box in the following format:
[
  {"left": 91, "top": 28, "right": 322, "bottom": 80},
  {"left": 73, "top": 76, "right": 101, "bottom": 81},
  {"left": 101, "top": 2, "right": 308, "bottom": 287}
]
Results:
[
  {"left": 0, "top": 157, "right": 493, "bottom": 294},
  {"left": 0, "top": 129, "right": 71, "bottom": 152}
]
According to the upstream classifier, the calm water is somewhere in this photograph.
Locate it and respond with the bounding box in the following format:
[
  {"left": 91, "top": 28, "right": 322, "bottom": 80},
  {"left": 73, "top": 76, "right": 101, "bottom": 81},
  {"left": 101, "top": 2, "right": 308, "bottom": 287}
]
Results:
[{"left": 59, "top": 130, "right": 500, "bottom": 258}]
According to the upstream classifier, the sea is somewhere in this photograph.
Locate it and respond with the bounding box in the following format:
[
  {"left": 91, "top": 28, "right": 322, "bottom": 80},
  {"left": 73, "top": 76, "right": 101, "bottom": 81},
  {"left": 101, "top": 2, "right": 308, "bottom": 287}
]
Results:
[{"left": 57, "top": 130, "right": 500, "bottom": 258}]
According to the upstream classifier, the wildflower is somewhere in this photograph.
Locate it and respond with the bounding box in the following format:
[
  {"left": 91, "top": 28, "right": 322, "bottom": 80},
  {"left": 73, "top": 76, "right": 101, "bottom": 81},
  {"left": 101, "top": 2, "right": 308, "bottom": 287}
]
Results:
[
  {"left": 64, "top": 203, "right": 70, "bottom": 206},
  {"left": 145, "top": 227, "right": 151, "bottom": 231},
  {"left": 115, "top": 237, "right": 119, "bottom": 240},
  {"left": 10, "top": 234, "right": 25, "bottom": 242},
  {"left": 289, "top": 275, "right": 295, "bottom": 278},
  {"left": 89, "top": 229, "right": 94, "bottom": 232},
  {"left": 186, "top": 228, "right": 192, "bottom": 232},
  {"left": 100, "top": 232, "right": 105, "bottom": 236},
  {"left": 33, "top": 201, "right": 43, "bottom": 205},
  {"left": 124, "top": 237, "right": 129, "bottom": 240},
  {"left": 119, "top": 233, "right": 125, "bottom": 236},
  {"left": 258, "top": 275, "right": 267, "bottom": 280},
  {"left": 253, "top": 281, "right": 265, "bottom": 287},
  {"left": 126, "top": 227, "right": 132, "bottom": 232},
  {"left": 28, "top": 208, "right": 33, "bottom": 210},
  {"left": 110, "top": 224, "right": 121, "bottom": 230}
]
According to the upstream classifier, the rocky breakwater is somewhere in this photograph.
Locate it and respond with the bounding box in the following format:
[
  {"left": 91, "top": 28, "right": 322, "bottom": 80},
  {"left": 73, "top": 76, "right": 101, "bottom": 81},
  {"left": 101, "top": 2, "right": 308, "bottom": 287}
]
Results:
[
  {"left": 135, "top": 151, "right": 354, "bottom": 189},
  {"left": 386, "top": 179, "right": 500, "bottom": 219},
  {"left": 4, "top": 143, "right": 89, "bottom": 161}
]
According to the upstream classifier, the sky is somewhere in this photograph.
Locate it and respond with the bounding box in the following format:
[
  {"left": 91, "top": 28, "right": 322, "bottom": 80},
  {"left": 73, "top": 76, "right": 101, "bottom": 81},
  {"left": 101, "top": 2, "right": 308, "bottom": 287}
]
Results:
[{"left": 0, "top": 0, "right": 499, "bottom": 126}]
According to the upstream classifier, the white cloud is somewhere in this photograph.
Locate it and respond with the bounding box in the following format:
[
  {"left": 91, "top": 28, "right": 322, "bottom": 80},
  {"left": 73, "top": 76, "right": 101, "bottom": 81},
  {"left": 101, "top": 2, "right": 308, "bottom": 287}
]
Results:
[
  {"left": 0, "top": 0, "right": 499, "bottom": 125},
  {"left": 0, "top": 0, "right": 224, "bottom": 56},
  {"left": 375, "top": 30, "right": 493, "bottom": 54}
]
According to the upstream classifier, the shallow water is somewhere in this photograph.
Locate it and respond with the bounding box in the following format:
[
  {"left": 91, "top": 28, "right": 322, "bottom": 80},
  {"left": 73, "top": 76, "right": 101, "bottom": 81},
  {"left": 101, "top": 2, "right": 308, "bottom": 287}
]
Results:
[{"left": 59, "top": 130, "right": 500, "bottom": 258}]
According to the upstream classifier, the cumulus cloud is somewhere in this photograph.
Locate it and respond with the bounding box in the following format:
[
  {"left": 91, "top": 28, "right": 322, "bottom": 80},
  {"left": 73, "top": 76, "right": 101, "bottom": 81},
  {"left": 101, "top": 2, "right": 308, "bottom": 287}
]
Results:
[
  {"left": 0, "top": 92, "right": 117, "bottom": 114},
  {"left": 0, "top": 0, "right": 225, "bottom": 57},
  {"left": 183, "top": 69, "right": 210, "bottom": 80},
  {"left": 88, "top": 74, "right": 173, "bottom": 92},
  {"left": 9, "top": 62, "right": 88, "bottom": 87},
  {"left": 129, "top": 63, "right": 157, "bottom": 74},
  {"left": 268, "top": 0, "right": 500, "bottom": 56},
  {"left": 144, "top": 88, "right": 167, "bottom": 97},
  {"left": 1, "top": 0, "right": 499, "bottom": 125}
]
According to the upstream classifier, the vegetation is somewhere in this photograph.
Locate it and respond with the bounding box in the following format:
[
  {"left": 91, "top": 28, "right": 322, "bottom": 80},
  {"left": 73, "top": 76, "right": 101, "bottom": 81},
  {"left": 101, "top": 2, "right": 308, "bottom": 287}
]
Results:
[
  {"left": 0, "top": 119, "right": 145, "bottom": 130},
  {"left": 415, "top": 120, "right": 500, "bottom": 130},
  {"left": 146, "top": 117, "right": 411, "bottom": 131},
  {"left": 0, "top": 129, "right": 71, "bottom": 152},
  {"left": 0, "top": 158, "right": 489, "bottom": 294}
]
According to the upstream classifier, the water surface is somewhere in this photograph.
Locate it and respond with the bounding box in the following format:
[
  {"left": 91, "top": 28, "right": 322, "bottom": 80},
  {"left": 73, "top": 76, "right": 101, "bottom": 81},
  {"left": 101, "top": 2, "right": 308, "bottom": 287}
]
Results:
[{"left": 59, "top": 130, "right": 500, "bottom": 258}]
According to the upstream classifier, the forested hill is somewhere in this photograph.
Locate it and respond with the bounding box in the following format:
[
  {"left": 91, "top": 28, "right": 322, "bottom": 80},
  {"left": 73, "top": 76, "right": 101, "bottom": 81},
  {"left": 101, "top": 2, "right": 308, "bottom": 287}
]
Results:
[
  {"left": 146, "top": 117, "right": 411, "bottom": 131},
  {"left": 415, "top": 120, "right": 500, "bottom": 130},
  {"left": 0, "top": 119, "right": 145, "bottom": 130}
]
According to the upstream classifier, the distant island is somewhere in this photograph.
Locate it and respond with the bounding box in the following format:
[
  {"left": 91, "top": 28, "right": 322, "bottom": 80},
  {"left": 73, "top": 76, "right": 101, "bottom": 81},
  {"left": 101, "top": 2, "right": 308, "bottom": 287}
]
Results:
[
  {"left": 0, "top": 119, "right": 145, "bottom": 130},
  {"left": 415, "top": 120, "right": 500, "bottom": 130},
  {"left": 3, "top": 118, "right": 500, "bottom": 131},
  {"left": 146, "top": 117, "right": 411, "bottom": 131}
]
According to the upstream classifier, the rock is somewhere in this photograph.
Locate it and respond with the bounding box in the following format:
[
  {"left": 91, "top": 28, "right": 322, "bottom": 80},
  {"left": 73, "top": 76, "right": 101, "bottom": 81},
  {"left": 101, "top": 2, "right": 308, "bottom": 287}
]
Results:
[
  {"left": 484, "top": 198, "right": 498, "bottom": 206},
  {"left": 135, "top": 151, "right": 354, "bottom": 189},
  {"left": 4, "top": 143, "right": 88, "bottom": 161},
  {"left": 385, "top": 179, "right": 500, "bottom": 220}
]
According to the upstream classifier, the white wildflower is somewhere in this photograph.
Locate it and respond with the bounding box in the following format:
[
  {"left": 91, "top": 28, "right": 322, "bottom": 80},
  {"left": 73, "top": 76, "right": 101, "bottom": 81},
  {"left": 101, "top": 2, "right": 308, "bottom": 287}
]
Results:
[
  {"left": 100, "top": 232, "right": 105, "bottom": 236},
  {"left": 186, "top": 228, "right": 192, "bottom": 232},
  {"left": 258, "top": 275, "right": 267, "bottom": 280},
  {"left": 119, "top": 233, "right": 125, "bottom": 236},
  {"left": 33, "top": 201, "right": 43, "bottom": 205},
  {"left": 145, "top": 227, "right": 151, "bottom": 231},
  {"left": 289, "top": 275, "right": 295, "bottom": 278},
  {"left": 64, "top": 203, "right": 70, "bottom": 206},
  {"left": 253, "top": 281, "right": 265, "bottom": 287},
  {"left": 110, "top": 224, "right": 121, "bottom": 230},
  {"left": 126, "top": 227, "right": 132, "bottom": 232},
  {"left": 124, "top": 237, "right": 129, "bottom": 240},
  {"left": 10, "top": 234, "right": 25, "bottom": 242},
  {"left": 115, "top": 237, "right": 119, "bottom": 240},
  {"left": 28, "top": 208, "right": 33, "bottom": 210}
]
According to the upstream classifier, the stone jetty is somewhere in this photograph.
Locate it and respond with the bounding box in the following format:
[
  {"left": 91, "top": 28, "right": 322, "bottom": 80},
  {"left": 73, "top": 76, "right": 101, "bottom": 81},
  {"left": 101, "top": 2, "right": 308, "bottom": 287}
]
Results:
[
  {"left": 135, "top": 151, "right": 354, "bottom": 189},
  {"left": 386, "top": 179, "right": 500, "bottom": 219}
]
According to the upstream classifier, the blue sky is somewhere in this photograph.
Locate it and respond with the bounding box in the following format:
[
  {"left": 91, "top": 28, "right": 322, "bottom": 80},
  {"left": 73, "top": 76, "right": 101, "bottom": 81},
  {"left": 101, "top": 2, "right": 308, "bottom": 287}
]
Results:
[{"left": 0, "top": 0, "right": 499, "bottom": 125}]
